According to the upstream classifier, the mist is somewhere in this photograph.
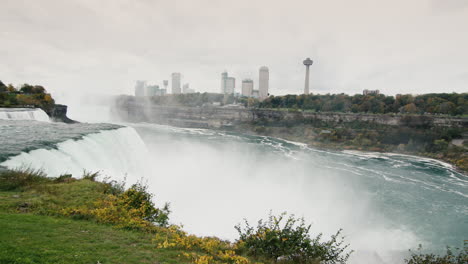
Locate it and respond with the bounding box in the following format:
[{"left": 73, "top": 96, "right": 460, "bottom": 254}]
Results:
[{"left": 133, "top": 124, "right": 421, "bottom": 264}]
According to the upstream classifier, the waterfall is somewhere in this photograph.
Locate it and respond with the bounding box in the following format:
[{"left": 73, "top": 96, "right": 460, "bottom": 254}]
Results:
[
  {"left": 0, "top": 127, "right": 149, "bottom": 182},
  {"left": 0, "top": 108, "right": 50, "bottom": 122}
]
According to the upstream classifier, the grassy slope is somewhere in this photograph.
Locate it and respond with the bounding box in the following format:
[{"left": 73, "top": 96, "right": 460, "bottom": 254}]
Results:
[
  {"left": 0, "top": 212, "right": 186, "bottom": 264},
  {"left": 0, "top": 178, "right": 191, "bottom": 264}
]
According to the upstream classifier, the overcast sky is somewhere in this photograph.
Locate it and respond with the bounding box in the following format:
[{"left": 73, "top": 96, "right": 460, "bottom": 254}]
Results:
[{"left": 1, "top": 0, "right": 467, "bottom": 103}]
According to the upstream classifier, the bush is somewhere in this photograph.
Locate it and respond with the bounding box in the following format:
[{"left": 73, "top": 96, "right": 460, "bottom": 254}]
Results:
[
  {"left": 156, "top": 225, "right": 249, "bottom": 264},
  {"left": 90, "top": 182, "right": 171, "bottom": 230},
  {"left": 235, "top": 212, "right": 352, "bottom": 264},
  {"left": 405, "top": 245, "right": 467, "bottom": 264},
  {"left": 0, "top": 168, "right": 51, "bottom": 191}
]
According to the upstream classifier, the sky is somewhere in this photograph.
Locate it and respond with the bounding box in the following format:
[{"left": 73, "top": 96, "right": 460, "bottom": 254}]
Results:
[{"left": 1, "top": 0, "right": 467, "bottom": 103}]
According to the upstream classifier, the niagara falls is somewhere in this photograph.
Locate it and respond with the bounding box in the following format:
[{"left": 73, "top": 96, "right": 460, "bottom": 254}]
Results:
[{"left": 1, "top": 1, "right": 468, "bottom": 263}]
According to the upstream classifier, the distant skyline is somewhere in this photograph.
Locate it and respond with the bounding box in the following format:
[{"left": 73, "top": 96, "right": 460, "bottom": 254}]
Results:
[{"left": 1, "top": 0, "right": 467, "bottom": 105}]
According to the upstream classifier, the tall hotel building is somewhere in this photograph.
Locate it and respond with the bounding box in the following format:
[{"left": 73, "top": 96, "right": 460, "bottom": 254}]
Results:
[
  {"left": 221, "top": 71, "right": 235, "bottom": 94},
  {"left": 241, "top": 79, "right": 253, "bottom": 97},
  {"left": 171, "top": 73, "right": 181, "bottom": 94},
  {"left": 259, "top": 66, "right": 269, "bottom": 100}
]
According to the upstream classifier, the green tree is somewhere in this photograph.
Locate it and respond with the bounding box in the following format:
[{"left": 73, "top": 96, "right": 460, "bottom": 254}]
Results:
[{"left": 235, "top": 212, "right": 352, "bottom": 264}]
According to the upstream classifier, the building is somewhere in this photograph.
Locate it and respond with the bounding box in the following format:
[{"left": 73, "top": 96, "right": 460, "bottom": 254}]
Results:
[
  {"left": 241, "top": 79, "right": 253, "bottom": 97},
  {"left": 221, "top": 71, "right": 235, "bottom": 94},
  {"left": 134, "top": 80, "right": 146, "bottom": 97},
  {"left": 220, "top": 72, "right": 228, "bottom": 93},
  {"left": 183, "top": 83, "right": 195, "bottom": 94},
  {"left": 303, "top": 58, "right": 313, "bottom": 95},
  {"left": 171, "top": 73, "right": 181, "bottom": 94},
  {"left": 252, "top": 90, "right": 260, "bottom": 99},
  {"left": 363, "top": 89, "right": 380, "bottom": 96},
  {"left": 146, "top": 85, "right": 159, "bottom": 97},
  {"left": 259, "top": 66, "right": 269, "bottom": 100},
  {"left": 225, "top": 77, "right": 235, "bottom": 94}
]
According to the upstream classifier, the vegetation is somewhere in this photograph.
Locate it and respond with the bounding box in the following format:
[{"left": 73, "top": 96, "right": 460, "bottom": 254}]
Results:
[
  {"left": 235, "top": 212, "right": 352, "bottom": 264},
  {"left": 117, "top": 93, "right": 237, "bottom": 108},
  {"left": 255, "top": 93, "right": 468, "bottom": 116},
  {"left": 404, "top": 246, "right": 467, "bottom": 264},
  {"left": 119, "top": 91, "right": 467, "bottom": 116},
  {"left": 0, "top": 81, "right": 56, "bottom": 113},
  {"left": 0, "top": 169, "right": 249, "bottom": 263},
  {"left": 238, "top": 118, "right": 468, "bottom": 172}
]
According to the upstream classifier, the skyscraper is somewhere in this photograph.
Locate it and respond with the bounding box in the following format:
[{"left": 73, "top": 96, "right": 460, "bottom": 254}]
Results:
[
  {"left": 134, "top": 80, "right": 146, "bottom": 97},
  {"left": 241, "top": 79, "right": 253, "bottom": 97},
  {"left": 221, "top": 71, "right": 235, "bottom": 94},
  {"left": 221, "top": 72, "right": 228, "bottom": 93},
  {"left": 171, "top": 73, "right": 181, "bottom": 94},
  {"left": 259, "top": 66, "right": 269, "bottom": 100}
]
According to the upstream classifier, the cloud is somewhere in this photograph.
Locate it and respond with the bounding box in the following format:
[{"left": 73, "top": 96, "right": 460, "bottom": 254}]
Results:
[{"left": 0, "top": 0, "right": 467, "bottom": 102}]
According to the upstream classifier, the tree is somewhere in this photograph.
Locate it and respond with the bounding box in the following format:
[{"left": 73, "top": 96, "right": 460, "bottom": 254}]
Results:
[
  {"left": 401, "top": 103, "right": 420, "bottom": 114},
  {"left": 0, "top": 80, "right": 6, "bottom": 92},
  {"left": 235, "top": 212, "right": 352, "bottom": 264}
]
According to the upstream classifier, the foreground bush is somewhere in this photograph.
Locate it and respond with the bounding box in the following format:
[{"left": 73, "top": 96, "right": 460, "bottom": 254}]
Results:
[
  {"left": 90, "top": 182, "right": 171, "bottom": 229},
  {"left": 235, "top": 212, "right": 352, "bottom": 264},
  {"left": 61, "top": 181, "right": 171, "bottom": 230},
  {"left": 405, "top": 246, "right": 468, "bottom": 264},
  {"left": 156, "top": 225, "right": 249, "bottom": 264}
]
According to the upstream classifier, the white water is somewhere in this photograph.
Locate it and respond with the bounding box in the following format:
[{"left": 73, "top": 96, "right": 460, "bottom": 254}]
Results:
[
  {"left": 1, "top": 127, "right": 148, "bottom": 183},
  {"left": 0, "top": 108, "right": 50, "bottom": 122}
]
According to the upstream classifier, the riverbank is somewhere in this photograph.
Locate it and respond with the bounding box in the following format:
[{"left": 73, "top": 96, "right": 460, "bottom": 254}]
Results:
[
  {"left": 228, "top": 123, "right": 468, "bottom": 174},
  {"left": 111, "top": 101, "right": 468, "bottom": 174}
]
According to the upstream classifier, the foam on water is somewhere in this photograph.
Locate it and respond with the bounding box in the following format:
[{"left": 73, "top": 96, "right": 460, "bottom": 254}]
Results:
[{"left": 0, "top": 108, "right": 50, "bottom": 122}]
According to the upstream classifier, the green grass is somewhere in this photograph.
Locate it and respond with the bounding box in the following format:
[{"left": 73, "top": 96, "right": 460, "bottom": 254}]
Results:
[
  {"left": 0, "top": 170, "right": 193, "bottom": 264},
  {"left": 0, "top": 212, "right": 188, "bottom": 264}
]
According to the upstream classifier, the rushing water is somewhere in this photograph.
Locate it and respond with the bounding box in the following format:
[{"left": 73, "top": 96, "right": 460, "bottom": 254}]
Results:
[
  {"left": 1, "top": 119, "right": 467, "bottom": 264},
  {"left": 0, "top": 108, "right": 51, "bottom": 122}
]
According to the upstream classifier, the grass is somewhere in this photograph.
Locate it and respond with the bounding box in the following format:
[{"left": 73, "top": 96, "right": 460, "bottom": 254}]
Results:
[
  {"left": 0, "top": 212, "right": 187, "bottom": 264},
  {"left": 0, "top": 170, "right": 194, "bottom": 264}
]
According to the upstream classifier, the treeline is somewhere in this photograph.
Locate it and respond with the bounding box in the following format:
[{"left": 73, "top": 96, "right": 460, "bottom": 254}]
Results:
[
  {"left": 0, "top": 80, "right": 55, "bottom": 112},
  {"left": 123, "top": 92, "right": 467, "bottom": 116},
  {"left": 256, "top": 93, "right": 468, "bottom": 116},
  {"left": 118, "top": 93, "right": 237, "bottom": 107}
]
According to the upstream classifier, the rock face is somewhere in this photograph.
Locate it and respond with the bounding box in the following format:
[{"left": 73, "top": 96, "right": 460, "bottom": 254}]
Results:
[
  {"left": 48, "top": 104, "right": 76, "bottom": 123},
  {"left": 112, "top": 103, "right": 468, "bottom": 129}
]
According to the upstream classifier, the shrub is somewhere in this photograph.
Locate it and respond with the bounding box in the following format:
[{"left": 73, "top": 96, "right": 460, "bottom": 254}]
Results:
[
  {"left": 0, "top": 168, "right": 51, "bottom": 191},
  {"left": 405, "top": 245, "right": 468, "bottom": 264},
  {"left": 54, "top": 174, "right": 75, "bottom": 183},
  {"left": 82, "top": 171, "right": 99, "bottom": 181},
  {"left": 156, "top": 225, "right": 249, "bottom": 264},
  {"left": 90, "top": 182, "right": 171, "bottom": 230},
  {"left": 235, "top": 212, "right": 352, "bottom": 264}
]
